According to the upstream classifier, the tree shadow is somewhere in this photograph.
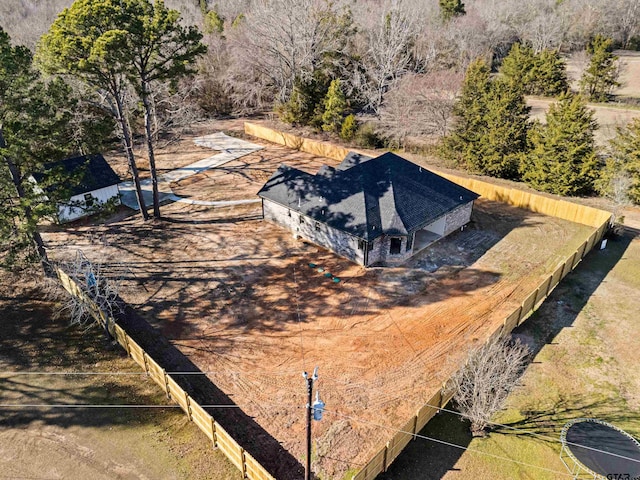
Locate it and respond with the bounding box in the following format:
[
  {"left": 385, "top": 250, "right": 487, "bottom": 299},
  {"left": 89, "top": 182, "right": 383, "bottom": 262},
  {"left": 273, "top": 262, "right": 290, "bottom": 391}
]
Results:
[
  {"left": 378, "top": 409, "right": 472, "bottom": 480},
  {"left": 371, "top": 228, "right": 634, "bottom": 479}
]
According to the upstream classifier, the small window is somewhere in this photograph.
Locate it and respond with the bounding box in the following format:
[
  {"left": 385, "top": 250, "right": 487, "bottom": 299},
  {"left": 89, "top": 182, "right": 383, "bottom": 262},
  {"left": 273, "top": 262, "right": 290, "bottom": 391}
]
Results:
[
  {"left": 358, "top": 240, "right": 366, "bottom": 251},
  {"left": 315, "top": 222, "right": 321, "bottom": 231},
  {"left": 287, "top": 210, "right": 291, "bottom": 217},
  {"left": 406, "top": 233, "right": 413, "bottom": 252},
  {"left": 84, "top": 193, "right": 94, "bottom": 207},
  {"left": 299, "top": 215, "right": 304, "bottom": 224},
  {"left": 390, "top": 237, "right": 402, "bottom": 255}
]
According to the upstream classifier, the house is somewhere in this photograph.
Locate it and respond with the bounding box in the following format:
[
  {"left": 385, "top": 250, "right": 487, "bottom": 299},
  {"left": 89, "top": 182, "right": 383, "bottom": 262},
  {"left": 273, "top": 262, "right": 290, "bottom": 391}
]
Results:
[
  {"left": 32, "top": 154, "right": 121, "bottom": 223},
  {"left": 257, "top": 151, "right": 480, "bottom": 266}
]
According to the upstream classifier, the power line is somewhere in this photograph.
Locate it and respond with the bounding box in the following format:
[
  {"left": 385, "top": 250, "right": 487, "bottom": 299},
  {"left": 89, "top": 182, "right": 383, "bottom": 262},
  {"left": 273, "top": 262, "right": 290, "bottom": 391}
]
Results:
[
  {"left": 321, "top": 408, "right": 576, "bottom": 478},
  {"left": 0, "top": 404, "right": 241, "bottom": 408}
]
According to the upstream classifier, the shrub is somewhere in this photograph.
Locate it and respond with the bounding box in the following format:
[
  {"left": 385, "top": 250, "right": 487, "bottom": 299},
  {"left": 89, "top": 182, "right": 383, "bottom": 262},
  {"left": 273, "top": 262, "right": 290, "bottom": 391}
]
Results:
[{"left": 340, "top": 114, "right": 358, "bottom": 141}]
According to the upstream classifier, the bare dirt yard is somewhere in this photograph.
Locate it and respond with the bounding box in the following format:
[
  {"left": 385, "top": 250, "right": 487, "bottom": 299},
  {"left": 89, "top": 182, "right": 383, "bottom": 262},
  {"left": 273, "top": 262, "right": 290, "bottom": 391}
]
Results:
[
  {"left": 42, "top": 127, "right": 595, "bottom": 479},
  {"left": 0, "top": 272, "right": 240, "bottom": 480}
]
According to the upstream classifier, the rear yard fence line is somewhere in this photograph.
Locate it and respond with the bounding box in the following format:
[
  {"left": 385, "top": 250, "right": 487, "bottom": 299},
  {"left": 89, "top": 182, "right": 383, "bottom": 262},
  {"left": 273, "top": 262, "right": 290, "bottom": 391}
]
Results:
[
  {"left": 242, "top": 122, "right": 613, "bottom": 480},
  {"left": 54, "top": 267, "right": 276, "bottom": 480}
]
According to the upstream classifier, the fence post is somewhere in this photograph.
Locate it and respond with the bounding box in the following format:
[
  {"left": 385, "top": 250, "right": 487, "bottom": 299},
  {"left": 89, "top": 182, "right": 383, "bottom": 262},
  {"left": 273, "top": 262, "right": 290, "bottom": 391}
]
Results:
[
  {"left": 184, "top": 391, "right": 192, "bottom": 421},
  {"left": 142, "top": 351, "right": 150, "bottom": 375},
  {"left": 163, "top": 369, "right": 171, "bottom": 399},
  {"left": 123, "top": 334, "right": 131, "bottom": 357},
  {"left": 211, "top": 418, "right": 218, "bottom": 449},
  {"left": 241, "top": 448, "right": 248, "bottom": 478},
  {"left": 382, "top": 443, "right": 389, "bottom": 472}
]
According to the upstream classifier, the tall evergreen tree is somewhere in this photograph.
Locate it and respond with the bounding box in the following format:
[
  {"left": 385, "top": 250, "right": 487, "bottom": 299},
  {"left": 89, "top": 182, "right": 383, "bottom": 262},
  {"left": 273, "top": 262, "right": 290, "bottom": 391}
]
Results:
[
  {"left": 120, "top": 0, "right": 206, "bottom": 219},
  {"left": 0, "top": 28, "right": 85, "bottom": 271},
  {"left": 522, "top": 93, "right": 599, "bottom": 196},
  {"left": 321, "top": 79, "right": 348, "bottom": 133},
  {"left": 439, "top": 0, "right": 466, "bottom": 22},
  {"left": 500, "top": 43, "right": 568, "bottom": 97},
  {"left": 580, "top": 35, "right": 620, "bottom": 102},
  {"left": 442, "top": 59, "right": 530, "bottom": 179},
  {"left": 39, "top": 0, "right": 150, "bottom": 221},
  {"left": 606, "top": 118, "right": 640, "bottom": 204}
]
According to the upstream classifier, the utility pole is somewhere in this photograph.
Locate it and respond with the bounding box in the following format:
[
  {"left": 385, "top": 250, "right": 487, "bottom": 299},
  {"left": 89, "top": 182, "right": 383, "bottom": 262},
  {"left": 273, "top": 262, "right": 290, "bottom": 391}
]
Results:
[{"left": 303, "top": 366, "right": 324, "bottom": 480}]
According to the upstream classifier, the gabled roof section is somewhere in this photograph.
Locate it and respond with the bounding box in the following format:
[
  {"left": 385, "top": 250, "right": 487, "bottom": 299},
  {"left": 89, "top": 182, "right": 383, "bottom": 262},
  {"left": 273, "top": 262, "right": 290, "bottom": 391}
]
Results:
[
  {"left": 258, "top": 152, "right": 479, "bottom": 241},
  {"left": 32, "top": 154, "right": 120, "bottom": 197}
]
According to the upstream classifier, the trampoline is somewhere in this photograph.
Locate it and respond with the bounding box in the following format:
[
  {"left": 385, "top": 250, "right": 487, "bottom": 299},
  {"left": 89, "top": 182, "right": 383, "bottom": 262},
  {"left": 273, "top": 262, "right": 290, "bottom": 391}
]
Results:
[{"left": 560, "top": 418, "right": 640, "bottom": 479}]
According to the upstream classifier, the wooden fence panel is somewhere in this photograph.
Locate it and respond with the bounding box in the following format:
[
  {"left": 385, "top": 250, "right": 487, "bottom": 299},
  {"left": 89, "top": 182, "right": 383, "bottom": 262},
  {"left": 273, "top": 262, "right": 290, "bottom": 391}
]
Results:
[
  {"left": 189, "top": 401, "right": 214, "bottom": 440},
  {"left": 416, "top": 391, "right": 442, "bottom": 432},
  {"left": 165, "top": 376, "right": 189, "bottom": 411},
  {"left": 244, "top": 450, "right": 276, "bottom": 480},
  {"left": 214, "top": 422, "right": 245, "bottom": 470},
  {"left": 535, "top": 276, "right": 552, "bottom": 307},
  {"left": 352, "top": 446, "right": 386, "bottom": 480},
  {"left": 520, "top": 290, "right": 538, "bottom": 322},
  {"left": 127, "top": 338, "right": 146, "bottom": 370},
  {"left": 549, "top": 265, "right": 564, "bottom": 294},
  {"left": 574, "top": 242, "right": 587, "bottom": 268},
  {"left": 504, "top": 307, "right": 521, "bottom": 332},
  {"left": 586, "top": 231, "right": 597, "bottom": 253},
  {"left": 385, "top": 418, "right": 416, "bottom": 468},
  {"left": 561, "top": 254, "right": 574, "bottom": 279},
  {"left": 145, "top": 356, "right": 165, "bottom": 389}
]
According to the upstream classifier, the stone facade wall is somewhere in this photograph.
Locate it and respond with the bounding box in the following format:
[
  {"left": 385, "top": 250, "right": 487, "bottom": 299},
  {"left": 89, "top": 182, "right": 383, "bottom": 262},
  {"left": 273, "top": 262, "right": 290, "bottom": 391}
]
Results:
[
  {"left": 263, "top": 199, "right": 474, "bottom": 267},
  {"left": 443, "top": 201, "right": 474, "bottom": 236},
  {"left": 263, "top": 200, "right": 364, "bottom": 264},
  {"left": 367, "top": 235, "right": 412, "bottom": 266}
]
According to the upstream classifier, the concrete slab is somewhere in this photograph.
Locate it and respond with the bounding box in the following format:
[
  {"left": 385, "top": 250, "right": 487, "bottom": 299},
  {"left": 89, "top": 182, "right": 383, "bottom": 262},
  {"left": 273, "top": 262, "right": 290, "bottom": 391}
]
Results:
[{"left": 119, "top": 132, "right": 263, "bottom": 211}]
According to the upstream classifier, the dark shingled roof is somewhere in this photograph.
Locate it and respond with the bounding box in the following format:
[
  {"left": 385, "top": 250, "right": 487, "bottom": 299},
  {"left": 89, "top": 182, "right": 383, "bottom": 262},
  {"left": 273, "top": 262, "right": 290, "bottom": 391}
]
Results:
[
  {"left": 257, "top": 151, "right": 479, "bottom": 241},
  {"left": 32, "top": 154, "right": 120, "bottom": 197}
]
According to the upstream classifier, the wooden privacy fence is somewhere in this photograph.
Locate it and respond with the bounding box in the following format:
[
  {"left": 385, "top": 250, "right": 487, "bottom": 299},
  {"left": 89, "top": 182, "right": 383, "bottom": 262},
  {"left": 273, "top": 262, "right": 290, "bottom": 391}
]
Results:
[
  {"left": 244, "top": 122, "right": 612, "bottom": 229},
  {"left": 55, "top": 268, "right": 275, "bottom": 480},
  {"left": 243, "top": 122, "right": 614, "bottom": 480}
]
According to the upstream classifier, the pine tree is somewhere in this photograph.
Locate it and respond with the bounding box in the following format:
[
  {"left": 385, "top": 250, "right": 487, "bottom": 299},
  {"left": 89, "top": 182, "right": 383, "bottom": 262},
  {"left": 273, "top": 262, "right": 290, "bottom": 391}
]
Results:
[
  {"left": 439, "top": 0, "right": 465, "bottom": 22},
  {"left": 500, "top": 43, "right": 536, "bottom": 90},
  {"left": 607, "top": 118, "right": 640, "bottom": 204},
  {"left": 442, "top": 59, "right": 530, "bottom": 179},
  {"left": 500, "top": 43, "right": 568, "bottom": 97},
  {"left": 533, "top": 49, "right": 568, "bottom": 96},
  {"left": 522, "top": 93, "right": 599, "bottom": 196},
  {"left": 580, "top": 35, "right": 620, "bottom": 102},
  {"left": 321, "top": 79, "right": 348, "bottom": 133},
  {"left": 0, "top": 28, "right": 86, "bottom": 271}
]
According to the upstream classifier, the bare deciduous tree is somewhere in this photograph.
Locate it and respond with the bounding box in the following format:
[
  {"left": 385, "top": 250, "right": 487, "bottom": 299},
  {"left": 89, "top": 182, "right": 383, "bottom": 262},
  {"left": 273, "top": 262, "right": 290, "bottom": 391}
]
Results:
[
  {"left": 354, "top": 0, "right": 421, "bottom": 112},
  {"left": 379, "top": 70, "right": 461, "bottom": 147},
  {"left": 228, "top": 0, "right": 352, "bottom": 105},
  {"left": 447, "top": 335, "right": 530, "bottom": 437},
  {"left": 46, "top": 251, "right": 122, "bottom": 332}
]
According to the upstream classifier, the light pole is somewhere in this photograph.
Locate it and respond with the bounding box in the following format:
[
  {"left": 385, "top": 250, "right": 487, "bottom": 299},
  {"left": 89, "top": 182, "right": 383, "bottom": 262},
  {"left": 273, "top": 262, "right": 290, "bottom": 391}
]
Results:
[{"left": 303, "top": 366, "right": 324, "bottom": 480}]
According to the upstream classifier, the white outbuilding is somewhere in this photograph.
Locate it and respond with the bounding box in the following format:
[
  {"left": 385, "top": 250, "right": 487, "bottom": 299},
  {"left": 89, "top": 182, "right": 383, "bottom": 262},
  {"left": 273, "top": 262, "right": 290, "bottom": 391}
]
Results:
[{"left": 32, "top": 154, "right": 121, "bottom": 223}]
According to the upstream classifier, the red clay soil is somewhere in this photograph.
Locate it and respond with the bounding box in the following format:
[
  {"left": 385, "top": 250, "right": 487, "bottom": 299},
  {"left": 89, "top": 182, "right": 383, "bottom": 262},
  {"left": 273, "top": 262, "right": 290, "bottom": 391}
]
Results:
[{"left": 43, "top": 130, "right": 594, "bottom": 479}]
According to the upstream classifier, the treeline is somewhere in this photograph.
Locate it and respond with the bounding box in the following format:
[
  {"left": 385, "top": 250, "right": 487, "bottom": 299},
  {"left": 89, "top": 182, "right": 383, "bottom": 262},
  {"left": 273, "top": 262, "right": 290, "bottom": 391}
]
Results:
[{"left": 2, "top": 0, "right": 640, "bottom": 271}]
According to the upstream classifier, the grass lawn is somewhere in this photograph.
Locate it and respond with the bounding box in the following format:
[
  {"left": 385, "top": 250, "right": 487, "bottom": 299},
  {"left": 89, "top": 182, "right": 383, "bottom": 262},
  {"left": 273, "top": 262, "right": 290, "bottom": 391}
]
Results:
[{"left": 379, "top": 227, "right": 640, "bottom": 480}]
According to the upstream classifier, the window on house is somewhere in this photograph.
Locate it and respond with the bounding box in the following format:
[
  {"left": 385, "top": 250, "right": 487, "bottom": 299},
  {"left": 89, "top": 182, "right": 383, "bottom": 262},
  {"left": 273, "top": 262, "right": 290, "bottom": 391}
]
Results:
[
  {"left": 358, "top": 240, "right": 366, "bottom": 251},
  {"left": 287, "top": 209, "right": 291, "bottom": 217},
  {"left": 84, "top": 193, "right": 94, "bottom": 207},
  {"left": 315, "top": 222, "right": 321, "bottom": 231},
  {"left": 406, "top": 233, "right": 413, "bottom": 252},
  {"left": 390, "top": 237, "right": 402, "bottom": 255},
  {"left": 299, "top": 215, "right": 304, "bottom": 224}
]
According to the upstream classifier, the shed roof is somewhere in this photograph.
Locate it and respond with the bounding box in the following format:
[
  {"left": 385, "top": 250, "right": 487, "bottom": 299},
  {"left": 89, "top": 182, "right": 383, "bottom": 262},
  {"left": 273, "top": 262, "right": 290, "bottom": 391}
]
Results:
[
  {"left": 32, "top": 154, "right": 120, "bottom": 197},
  {"left": 257, "top": 151, "right": 479, "bottom": 241}
]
